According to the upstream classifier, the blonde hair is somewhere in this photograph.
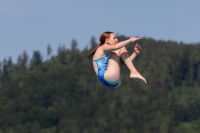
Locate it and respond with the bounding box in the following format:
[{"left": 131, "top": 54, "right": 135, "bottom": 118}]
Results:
[{"left": 88, "top": 31, "right": 113, "bottom": 58}]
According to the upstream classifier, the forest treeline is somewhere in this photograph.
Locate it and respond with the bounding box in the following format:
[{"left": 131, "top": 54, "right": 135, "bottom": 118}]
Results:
[{"left": 0, "top": 35, "right": 200, "bottom": 133}]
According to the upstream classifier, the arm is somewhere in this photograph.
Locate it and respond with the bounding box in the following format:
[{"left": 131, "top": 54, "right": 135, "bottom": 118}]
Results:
[
  {"left": 102, "top": 37, "right": 140, "bottom": 52},
  {"left": 130, "top": 43, "right": 142, "bottom": 61},
  {"left": 130, "top": 52, "right": 138, "bottom": 61}
]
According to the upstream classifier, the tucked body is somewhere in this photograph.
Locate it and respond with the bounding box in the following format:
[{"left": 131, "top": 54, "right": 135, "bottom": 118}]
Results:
[{"left": 89, "top": 31, "right": 147, "bottom": 88}]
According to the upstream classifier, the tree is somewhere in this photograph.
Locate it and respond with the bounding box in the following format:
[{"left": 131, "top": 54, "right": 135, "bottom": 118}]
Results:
[
  {"left": 89, "top": 36, "right": 97, "bottom": 50},
  {"left": 2, "top": 58, "right": 9, "bottom": 81},
  {"left": 71, "top": 39, "right": 78, "bottom": 51},
  {"left": 17, "top": 51, "right": 28, "bottom": 72},
  {"left": 0, "top": 35, "right": 200, "bottom": 133},
  {"left": 47, "top": 44, "right": 52, "bottom": 60},
  {"left": 30, "top": 51, "right": 43, "bottom": 67}
]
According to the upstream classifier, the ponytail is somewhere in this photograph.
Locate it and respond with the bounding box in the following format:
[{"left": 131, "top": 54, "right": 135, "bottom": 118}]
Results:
[
  {"left": 88, "top": 31, "right": 113, "bottom": 58},
  {"left": 88, "top": 44, "right": 101, "bottom": 58}
]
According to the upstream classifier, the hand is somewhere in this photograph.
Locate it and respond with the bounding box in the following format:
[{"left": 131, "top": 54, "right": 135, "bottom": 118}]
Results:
[
  {"left": 134, "top": 43, "right": 142, "bottom": 54},
  {"left": 129, "top": 36, "right": 140, "bottom": 42}
]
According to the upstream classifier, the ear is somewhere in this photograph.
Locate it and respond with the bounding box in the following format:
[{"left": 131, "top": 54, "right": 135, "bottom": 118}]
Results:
[{"left": 105, "top": 38, "right": 110, "bottom": 44}]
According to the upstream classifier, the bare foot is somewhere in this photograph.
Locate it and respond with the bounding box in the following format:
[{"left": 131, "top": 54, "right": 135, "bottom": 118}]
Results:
[{"left": 130, "top": 73, "right": 147, "bottom": 85}]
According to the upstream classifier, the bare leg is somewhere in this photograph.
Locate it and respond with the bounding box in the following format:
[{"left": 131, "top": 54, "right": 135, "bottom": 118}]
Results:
[
  {"left": 104, "top": 47, "right": 147, "bottom": 85},
  {"left": 120, "top": 47, "right": 147, "bottom": 84},
  {"left": 104, "top": 49, "right": 122, "bottom": 83}
]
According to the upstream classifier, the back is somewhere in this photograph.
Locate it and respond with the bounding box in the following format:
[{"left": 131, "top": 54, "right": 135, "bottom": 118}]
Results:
[{"left": 92, "top": 53, "right": 110, "bottom": 76}]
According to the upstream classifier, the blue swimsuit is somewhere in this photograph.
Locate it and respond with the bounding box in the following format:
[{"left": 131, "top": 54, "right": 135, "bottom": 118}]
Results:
[{"left": 93, "top": 53, "right": 118, "bottom": 88}]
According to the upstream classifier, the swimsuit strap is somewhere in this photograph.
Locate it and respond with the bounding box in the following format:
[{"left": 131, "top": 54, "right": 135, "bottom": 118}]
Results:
[{"left": 93, "top": 53, "right": 110, "bottom": 62}]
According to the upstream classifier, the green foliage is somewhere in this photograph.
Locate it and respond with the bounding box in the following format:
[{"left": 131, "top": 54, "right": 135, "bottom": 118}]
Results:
[{"left": 0, "top": 36, "right": 200, "bottom": 133}]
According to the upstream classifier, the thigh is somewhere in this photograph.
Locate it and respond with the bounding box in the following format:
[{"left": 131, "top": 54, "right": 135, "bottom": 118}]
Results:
[{"left": 104, "top": 50, "right": 122, "bottom": 82}]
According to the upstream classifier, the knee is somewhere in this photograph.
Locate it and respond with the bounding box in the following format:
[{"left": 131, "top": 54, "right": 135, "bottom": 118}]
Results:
[
  {"left": 119, "top": 47, "right": 127, "bottom": 55},
  {"left": 112, "top": 49, "right": 121, "bottom": 56}
]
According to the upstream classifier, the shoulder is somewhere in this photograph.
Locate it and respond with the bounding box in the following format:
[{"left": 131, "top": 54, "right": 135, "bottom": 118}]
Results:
[
  {"left": 100, "top": 43, "right": 116, "bottom": 52},
  {"left": 93, "top": 46, "right": 107, "bottom": 60},
  {"left": 101, "top": 43, "right": 110, "bottom": 49}
]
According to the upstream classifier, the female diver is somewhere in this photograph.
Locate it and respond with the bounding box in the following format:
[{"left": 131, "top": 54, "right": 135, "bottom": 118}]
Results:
[{"left": 88, "top": 31, "right": 147, "bottom": 88}]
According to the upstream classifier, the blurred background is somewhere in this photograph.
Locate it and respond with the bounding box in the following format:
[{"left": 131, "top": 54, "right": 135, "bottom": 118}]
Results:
[
  {"left": 0, "top": 1, "right": 200, "bottom": 133},
  {"left": 1, "top": 0, "right": 200, "bottom": 62}
]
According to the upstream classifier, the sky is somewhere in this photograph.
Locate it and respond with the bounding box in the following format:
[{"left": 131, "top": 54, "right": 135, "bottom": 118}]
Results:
[{"left": 1, "top": 0, "right": 200, "bottom": 63}]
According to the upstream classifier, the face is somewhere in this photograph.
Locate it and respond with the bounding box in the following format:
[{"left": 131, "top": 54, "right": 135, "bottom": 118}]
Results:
[{"left": 106, "top": 33, "right": 118, "bottom": 45}]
